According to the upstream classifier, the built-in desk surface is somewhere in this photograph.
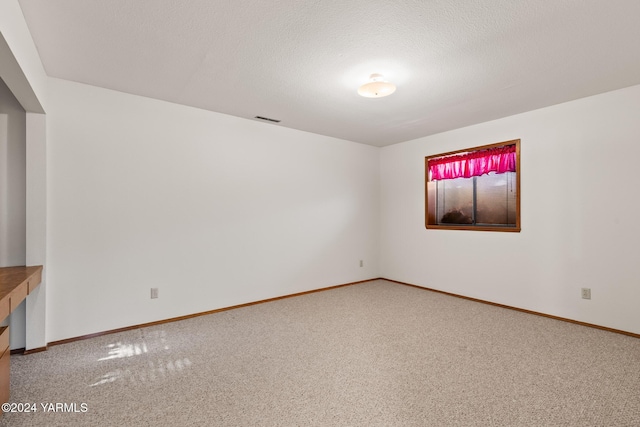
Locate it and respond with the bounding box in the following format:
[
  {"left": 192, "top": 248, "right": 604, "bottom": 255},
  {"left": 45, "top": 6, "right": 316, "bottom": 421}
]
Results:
[
  {"left": 1, "top": 266, "right": 42, "bottom": 322},
  {"left": 0, "top": 266, "right": 43, "bottom": 304},
  {"left": 0, "top": 265, "right": 43, "bottom": 409}
]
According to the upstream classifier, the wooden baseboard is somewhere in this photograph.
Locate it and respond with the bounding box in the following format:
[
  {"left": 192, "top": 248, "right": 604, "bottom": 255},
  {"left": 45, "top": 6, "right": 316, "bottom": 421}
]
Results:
[
  {"left": 382, "top": 277, "right": 640, "bottom": 339},
  {"left": 47, "top": 278, "right": 381, "bottom": 349},
  {"left": 10, "top": 346, "right": 47, "bottom": 355},
  {"left": 23, "top": 346, "right": 47, "bottom": 355},
  {"left": 28, "top": 276, "right": 638, "bottom": 353}
]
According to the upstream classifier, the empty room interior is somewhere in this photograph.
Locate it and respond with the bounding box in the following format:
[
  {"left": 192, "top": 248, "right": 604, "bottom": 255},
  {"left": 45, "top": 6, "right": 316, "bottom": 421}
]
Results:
[{"left": 1, "top": 1, "right": 640, "bottom": 425}]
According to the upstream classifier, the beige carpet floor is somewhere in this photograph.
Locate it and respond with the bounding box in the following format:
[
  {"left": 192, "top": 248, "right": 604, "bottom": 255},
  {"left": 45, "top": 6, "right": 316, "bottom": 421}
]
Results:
[{"left": 2, "top": 279, "right": 639, "bottom": 426}]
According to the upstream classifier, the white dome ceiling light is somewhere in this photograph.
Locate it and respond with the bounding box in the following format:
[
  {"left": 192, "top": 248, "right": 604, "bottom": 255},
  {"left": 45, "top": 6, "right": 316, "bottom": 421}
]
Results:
[{"left": 357, "top": 73, "right": 396, "bottom": 98}]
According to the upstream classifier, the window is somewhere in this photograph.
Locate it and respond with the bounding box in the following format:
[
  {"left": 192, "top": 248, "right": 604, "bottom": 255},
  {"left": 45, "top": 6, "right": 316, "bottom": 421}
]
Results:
[{"left": 425, "top": 139, "right": 520, "bottom": 232}]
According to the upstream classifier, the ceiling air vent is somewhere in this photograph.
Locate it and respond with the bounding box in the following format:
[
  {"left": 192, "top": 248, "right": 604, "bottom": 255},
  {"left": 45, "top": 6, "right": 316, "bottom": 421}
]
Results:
[{"left": 254, "top": 115, "right": 281, "bottom": 123}]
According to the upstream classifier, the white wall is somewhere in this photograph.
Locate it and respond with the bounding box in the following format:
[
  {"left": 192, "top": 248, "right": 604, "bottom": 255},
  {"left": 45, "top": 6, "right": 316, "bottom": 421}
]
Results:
[
  {"left": 0, "top": 77, "right": 26, "bottom": 267},
  {"left": 1, "top": 0, "right": 48, "bottom": 351},
  {"left": 0, "top": 76, "right": 28, "bottom": 349},
  {"left": 25, "top": 112, "right": 47, "bottom": 350},
  {"left": 46, "top": 78, "right": 380, "bottom": 342},
  {"left": 0, "top": 0, "right": 47, "bottom": 113},
  {"left": 5, "top": 0, "right": 638, "bottom": 344},
  {"left": 380, "top": 84, "right": 640, "bottom": 335}
]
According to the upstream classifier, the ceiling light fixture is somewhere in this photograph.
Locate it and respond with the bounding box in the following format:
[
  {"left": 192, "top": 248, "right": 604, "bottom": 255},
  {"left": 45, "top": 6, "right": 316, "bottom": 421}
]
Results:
[{"left": 357, "top": 73, "right": 396, "bottom": 98}]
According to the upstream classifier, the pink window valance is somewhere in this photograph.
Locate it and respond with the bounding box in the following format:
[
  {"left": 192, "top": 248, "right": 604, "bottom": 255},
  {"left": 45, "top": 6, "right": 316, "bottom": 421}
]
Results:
[{"left": 428, "top": 144, "right": 516, "bottom": 181}]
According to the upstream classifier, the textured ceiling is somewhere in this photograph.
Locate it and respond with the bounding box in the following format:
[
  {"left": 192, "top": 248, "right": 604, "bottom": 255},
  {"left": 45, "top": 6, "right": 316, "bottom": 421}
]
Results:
[{"left": 16, "top": 0, "right": 640, "bottom": 146}]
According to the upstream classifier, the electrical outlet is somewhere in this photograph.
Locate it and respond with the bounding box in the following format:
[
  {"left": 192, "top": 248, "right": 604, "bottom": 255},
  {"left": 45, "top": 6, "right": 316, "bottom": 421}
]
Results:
[
  {"left": 581, "top": 288, "right": 591, "bottom": 300},
  {"left": 151, "top": 288, "right": 159, "bottom": 299},
  {"left": 359, "top": 260, "right": 364, "bottom": 267}
]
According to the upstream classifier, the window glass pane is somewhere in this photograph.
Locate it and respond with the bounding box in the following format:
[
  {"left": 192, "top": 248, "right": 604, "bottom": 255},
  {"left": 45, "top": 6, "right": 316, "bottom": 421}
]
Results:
[
  {"left": 475, "top": 172, "right": 516, "bottom": 226},
  {"left": 436, "top": 177, "right": 473, "bottom": 224}
]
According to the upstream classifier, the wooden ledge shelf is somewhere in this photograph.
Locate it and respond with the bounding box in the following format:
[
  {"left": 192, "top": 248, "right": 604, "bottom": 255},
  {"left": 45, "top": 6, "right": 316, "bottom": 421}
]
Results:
[{"left": 0, "top": 265, "right": 43, "bottom": 408}]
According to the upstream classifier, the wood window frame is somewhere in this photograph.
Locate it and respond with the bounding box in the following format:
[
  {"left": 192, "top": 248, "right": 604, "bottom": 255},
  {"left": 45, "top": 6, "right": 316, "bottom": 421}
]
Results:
[{"left": 425, "top": 139, "right": 521, "bottom": 232}]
